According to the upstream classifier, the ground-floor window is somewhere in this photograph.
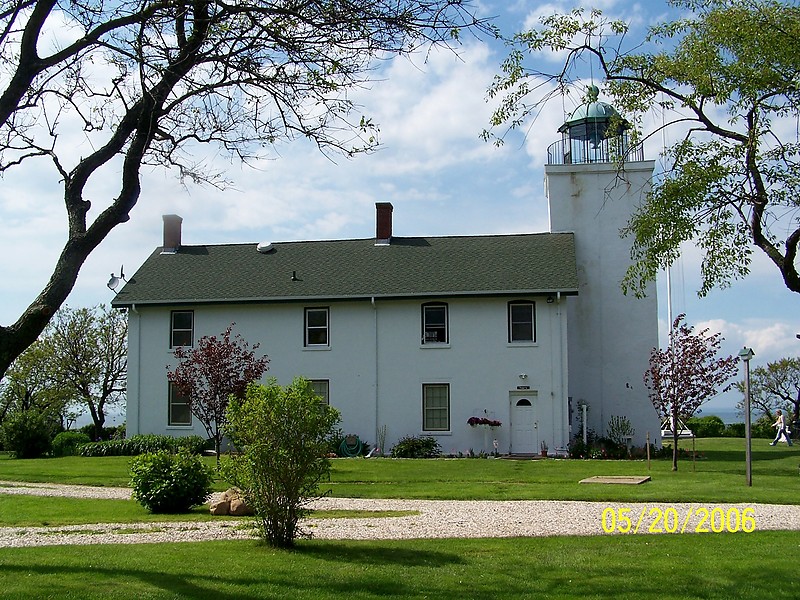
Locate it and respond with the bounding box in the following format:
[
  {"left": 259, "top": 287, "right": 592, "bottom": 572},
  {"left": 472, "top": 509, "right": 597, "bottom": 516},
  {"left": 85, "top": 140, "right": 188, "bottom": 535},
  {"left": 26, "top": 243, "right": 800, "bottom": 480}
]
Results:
[
  {"left": 168, "top": 382, "right": 192, "bottom": 426},
  {"left": 309, "top": 379, "right": 330, "bottom": 405},
  {"left": 422, "top": 383, "right": 450, "bottom": 431}
]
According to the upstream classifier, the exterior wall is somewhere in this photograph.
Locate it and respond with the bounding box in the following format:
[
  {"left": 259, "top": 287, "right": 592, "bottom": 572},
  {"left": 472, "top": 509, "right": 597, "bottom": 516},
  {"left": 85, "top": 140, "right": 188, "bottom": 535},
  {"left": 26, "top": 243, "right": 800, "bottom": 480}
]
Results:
[
  {"left": 126, "top": 295, "right": 570, "bottom": 454},
  {"left": 545, "top": 160, "right": 661, "bottom": 446}
]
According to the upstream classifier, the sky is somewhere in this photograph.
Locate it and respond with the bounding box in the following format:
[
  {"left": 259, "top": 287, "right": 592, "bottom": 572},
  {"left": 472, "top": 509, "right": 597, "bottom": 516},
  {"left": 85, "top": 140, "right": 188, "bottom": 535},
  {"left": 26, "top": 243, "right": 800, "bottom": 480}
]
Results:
[{"left": 1, "top": 0, "right": 798, "bottom": 419}]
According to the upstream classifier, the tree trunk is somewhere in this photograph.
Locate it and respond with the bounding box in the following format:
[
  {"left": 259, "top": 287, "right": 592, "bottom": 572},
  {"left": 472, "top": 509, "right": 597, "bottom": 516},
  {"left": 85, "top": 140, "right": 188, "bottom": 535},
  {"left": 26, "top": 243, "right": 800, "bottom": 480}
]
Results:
[
  {"left": 672, "top": 406, "right": 679, "bottom": 472},
  {"left": 214, "top": 434, "right": 222, "bottom": 472}
]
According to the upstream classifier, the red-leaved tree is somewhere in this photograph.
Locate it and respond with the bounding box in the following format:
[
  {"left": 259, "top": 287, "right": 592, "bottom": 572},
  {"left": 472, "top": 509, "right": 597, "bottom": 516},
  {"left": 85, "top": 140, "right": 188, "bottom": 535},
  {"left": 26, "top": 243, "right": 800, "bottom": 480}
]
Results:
[
  {"left": 644, "top": 314, "right": 738, "bottom": 471},
  {"left": 167, "top": 324, "right": 269, "bottom": 464}
]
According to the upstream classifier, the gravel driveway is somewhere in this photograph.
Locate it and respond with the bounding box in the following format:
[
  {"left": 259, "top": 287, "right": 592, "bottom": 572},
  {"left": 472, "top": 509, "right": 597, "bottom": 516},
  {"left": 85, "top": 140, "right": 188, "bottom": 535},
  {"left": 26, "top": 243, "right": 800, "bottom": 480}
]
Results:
[{"left": 2, "top": 480, "right": 799, "bottom": 548}]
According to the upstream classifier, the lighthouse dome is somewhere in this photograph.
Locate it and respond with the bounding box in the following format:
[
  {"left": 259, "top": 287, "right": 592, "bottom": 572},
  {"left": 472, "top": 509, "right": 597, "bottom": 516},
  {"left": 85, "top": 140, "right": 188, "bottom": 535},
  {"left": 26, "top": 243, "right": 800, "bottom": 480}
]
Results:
[{"left": 557, "top": 85, "right": 626, "bottom": 135}]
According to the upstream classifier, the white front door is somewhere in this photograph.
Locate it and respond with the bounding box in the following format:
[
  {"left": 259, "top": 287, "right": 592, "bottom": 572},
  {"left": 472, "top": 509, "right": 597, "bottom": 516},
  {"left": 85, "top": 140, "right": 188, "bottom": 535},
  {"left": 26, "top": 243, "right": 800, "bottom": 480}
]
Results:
[{"left": 510, "top": 392, "right": 538, "bottom": 454}]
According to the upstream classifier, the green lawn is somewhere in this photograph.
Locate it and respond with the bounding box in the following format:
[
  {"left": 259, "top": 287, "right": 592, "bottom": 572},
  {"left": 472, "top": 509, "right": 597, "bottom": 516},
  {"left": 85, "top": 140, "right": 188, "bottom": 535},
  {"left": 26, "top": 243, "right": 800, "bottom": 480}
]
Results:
[
  {"left": 0, "top": 533, "right": 797, "bottom": 599},
  {"left": 1, "top": 437, "right": 797, "bottom": 504},
  {"left": 0, "top": 438, "right": 797, "bottom": 599}
]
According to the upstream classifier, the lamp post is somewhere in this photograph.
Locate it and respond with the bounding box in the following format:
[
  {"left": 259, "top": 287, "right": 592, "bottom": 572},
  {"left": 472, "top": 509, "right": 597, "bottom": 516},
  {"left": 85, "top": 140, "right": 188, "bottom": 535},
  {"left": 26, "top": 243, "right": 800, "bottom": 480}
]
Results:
[{"left": 738, "top": 347, "right": 755, "bottom": 487}]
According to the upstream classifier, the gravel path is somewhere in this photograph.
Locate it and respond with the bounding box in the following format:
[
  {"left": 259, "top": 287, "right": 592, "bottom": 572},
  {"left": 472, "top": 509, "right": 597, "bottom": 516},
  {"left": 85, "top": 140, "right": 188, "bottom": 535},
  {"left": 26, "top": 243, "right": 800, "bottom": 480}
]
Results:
[{"left": 2, "top": 480, "right": 800, "bottom": 548}]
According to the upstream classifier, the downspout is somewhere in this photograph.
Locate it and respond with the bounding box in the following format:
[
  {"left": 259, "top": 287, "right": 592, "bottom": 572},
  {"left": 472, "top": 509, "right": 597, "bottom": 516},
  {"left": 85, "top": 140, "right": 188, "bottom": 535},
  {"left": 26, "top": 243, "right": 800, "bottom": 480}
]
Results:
[
  {"left": 126, "top": 304, "right": 141, "bottom": 436},
  {"left": 372, "top": 297, "right": 379, "bottom": 451},
  {"left": 132, "top": 304, "right": 139, "bottom": 435},
  {"left": 557, "top": 291, "right": 567, "bottom": 448}
]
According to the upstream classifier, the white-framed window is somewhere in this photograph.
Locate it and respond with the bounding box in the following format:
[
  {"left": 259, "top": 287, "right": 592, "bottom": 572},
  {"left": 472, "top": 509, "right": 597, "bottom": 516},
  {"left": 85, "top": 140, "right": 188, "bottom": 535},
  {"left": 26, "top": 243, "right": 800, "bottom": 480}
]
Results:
[
  {"left": 508, "top": 301, "right": 535, "bottom": 343},
  {"left": 421, "top": 302, "right": 448, "bottom": 344},
  {"left": 170, "top": 310, "right": 194, "bottom": 348},
  {"left": 309, "top": 379, "right": 330, "bottom": 405},
  {"left": 168, "top": 382, "right": 192, "bottom": 426},
  {"left": 305, "top": 307, "right": 329, "bottom": 347},
  {"left": 422, "top": 383, "right": 450, "bottom": 431}
]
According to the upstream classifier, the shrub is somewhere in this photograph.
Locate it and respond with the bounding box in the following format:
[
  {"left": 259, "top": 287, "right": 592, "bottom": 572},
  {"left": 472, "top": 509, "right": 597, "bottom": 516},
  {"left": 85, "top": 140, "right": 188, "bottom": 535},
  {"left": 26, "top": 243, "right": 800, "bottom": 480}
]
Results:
[
  {"left": 78, "top": 423, "right": 125, "bottom": 442},
  {"left": 52, "top": 431, "right": 92, "bottom": 457},
  {"left": 752, "top": 415, "right": 776, "bottom": 439},
  {"left": 79, "top": 434, "right": 207, "bottom": 457},
  {"left": 390, "top": 435, "right": 441, "bottom": 458},
  {"left": 223, "top": 378, "right": 341, "bottom": 548},
  {"left": 686, "top": 415, "right": 726, "bottom": 437},
  {"left": 130, "top": 449, "right": 213, "bottom": 513},
  {"left": 593, "top": 436, "right": 629, "bottom": 459},
  {"left": 606, "top": 415, "right": 635, "bottom": 446},
  {"left": 1, "top": 411, "right": 54, "bottom": 459},
  {"left": 723, "top": 423, "right": 746, "bottom": 437}
]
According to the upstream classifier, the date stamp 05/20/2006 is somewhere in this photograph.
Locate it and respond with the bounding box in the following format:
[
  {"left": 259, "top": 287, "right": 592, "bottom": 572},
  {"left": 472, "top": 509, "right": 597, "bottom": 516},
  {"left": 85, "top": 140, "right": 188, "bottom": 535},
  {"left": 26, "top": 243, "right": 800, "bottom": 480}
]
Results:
[{"left": 600, "top": 506, "right": 756, "bottom": 535}]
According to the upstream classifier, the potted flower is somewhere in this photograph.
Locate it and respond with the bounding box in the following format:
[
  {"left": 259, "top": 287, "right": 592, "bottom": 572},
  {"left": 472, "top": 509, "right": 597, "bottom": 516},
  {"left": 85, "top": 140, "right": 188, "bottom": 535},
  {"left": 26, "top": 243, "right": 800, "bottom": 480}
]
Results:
[
  {"left": 467, "top": 416, "right": 502, "bottom": 428},
  {"left": 540, "top": 440, "right": 549, "bottom": 457}
]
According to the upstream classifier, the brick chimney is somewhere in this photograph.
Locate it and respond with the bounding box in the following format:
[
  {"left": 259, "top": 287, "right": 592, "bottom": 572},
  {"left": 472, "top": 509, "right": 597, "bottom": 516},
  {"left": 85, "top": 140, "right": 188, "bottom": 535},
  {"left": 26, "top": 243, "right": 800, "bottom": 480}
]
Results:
[
  {"left": 162, "top": 214, "right": 182, "bottom": 254},
  {"left": 375, "top": 202, "right": 393, "bottom": 246}
]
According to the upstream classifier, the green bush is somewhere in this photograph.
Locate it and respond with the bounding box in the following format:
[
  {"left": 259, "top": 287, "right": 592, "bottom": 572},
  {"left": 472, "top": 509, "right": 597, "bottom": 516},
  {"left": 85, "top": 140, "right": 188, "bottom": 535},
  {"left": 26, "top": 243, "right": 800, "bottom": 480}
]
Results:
[
  {"left": 0, "top": 411, "right": 54, "bottom": 459},
  {"left": 79, "top": 434, "right": 208, "bottom": 457},
  {"left": 686, "top": 415, "right": 726, "bottom": 438},
  {"left": 721, "top": 419, "right": 781, "bottom": 439},
  {"left": 52, "top": 431, "right": 92, "bottom": 457},
  {"left": 390, "top": 435, "right": 441, "bottom": 458},
  {"left": 752, "top": 416, "right": 776, "bottom": 439},
  {"left": 223, "top": 378, "right": 341, "bottom": 548},
  {"left": 129, "top": 449, "right": 213, "bottom": 513},
  {"left": 79, "top": 423, "right": 126, "bottom": 442},
  {"left": 724, "top": 423, "right": 746, "bottom": 437}
]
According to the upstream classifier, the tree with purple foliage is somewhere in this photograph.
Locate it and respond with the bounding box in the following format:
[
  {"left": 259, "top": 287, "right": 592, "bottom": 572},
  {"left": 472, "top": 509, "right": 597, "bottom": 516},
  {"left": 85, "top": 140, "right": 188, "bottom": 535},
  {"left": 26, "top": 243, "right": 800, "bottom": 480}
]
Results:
[
  {"left": 644, "top": 314, "right": 737, "bottom": 471},
  {"left": 167, "top": 324, "right": 269, "bottom": 465}
]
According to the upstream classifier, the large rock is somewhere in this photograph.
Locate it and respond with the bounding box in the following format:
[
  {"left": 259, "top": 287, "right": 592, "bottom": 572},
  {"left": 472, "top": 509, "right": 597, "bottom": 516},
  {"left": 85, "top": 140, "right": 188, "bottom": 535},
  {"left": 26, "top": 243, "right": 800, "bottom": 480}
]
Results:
[
  {"left": 209, "top": 498, "right": 230, "bottom": 515},
  {"left": 229, "top": 498, "right": 254, "bottom": 516},
  {"left": 209, "top": 488, "right": 254, "bottom": 516}
]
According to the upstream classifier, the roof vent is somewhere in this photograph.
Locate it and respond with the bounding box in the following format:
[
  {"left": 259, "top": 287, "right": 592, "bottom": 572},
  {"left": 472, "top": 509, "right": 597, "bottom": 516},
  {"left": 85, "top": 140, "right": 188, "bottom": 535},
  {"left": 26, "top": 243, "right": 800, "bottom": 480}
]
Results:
[{"left": 256, "top": 241, "right": 275, "bottom": 253}]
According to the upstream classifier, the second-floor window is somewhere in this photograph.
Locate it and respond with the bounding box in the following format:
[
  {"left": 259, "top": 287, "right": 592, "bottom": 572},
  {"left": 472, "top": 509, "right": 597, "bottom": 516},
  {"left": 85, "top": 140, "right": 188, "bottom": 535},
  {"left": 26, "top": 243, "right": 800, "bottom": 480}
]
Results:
[
  {"left": 170, "top": 310, "right": 194, "bottom": 348},
  {"left": 421, "top": 302, "right": 448, "bottom": 344},
  {"left": 508, "top": 301, "right": 535, "bottom": 343},
  {"left": 305, "top": 307, "right": 329, "bottom": 347}
]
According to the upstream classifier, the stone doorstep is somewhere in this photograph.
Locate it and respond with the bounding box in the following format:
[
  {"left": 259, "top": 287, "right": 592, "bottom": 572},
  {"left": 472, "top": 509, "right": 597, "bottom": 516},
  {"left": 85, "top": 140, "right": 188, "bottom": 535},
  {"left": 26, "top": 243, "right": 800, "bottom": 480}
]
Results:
[{"left": 578, "top": 475, "right": 652, "bottom": 485}]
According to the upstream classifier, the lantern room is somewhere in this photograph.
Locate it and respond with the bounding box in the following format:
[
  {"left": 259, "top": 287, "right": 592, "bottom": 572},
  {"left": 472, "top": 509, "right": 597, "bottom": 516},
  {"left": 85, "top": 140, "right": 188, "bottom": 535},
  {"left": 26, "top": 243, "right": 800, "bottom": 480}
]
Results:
[{"left": 547, "top": 85, "right": 642, "bottom": 165}]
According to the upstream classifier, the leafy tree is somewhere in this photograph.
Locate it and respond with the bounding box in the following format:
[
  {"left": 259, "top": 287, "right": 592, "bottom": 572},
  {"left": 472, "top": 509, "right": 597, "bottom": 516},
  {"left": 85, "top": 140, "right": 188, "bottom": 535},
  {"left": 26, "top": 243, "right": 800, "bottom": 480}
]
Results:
[
  {"left": 1, "top": 409, "right": 56, "bottom": 458},
  {"left": 0, "top": 335, "right": 73, "bottom": 429},
  {"left": 44, "top": 305, "right": 128, "bottom": 440},
  {"left": 735, "top": 357, "right": 800, "bottom": 431},
  {"left": 223, "top": 378, "right": 340, "bottom": 548},
  {"left": 486, "top": 0, "right": 800, "bottom": 298},
  {"left": 0, "top": 1, "right": 492, "bottom": 382},
  {"left": 167, "top": 323, "right": 269, "bottom": 463},
  {"left": 644, "top": 314, "right": 738, "bottom": 470}
]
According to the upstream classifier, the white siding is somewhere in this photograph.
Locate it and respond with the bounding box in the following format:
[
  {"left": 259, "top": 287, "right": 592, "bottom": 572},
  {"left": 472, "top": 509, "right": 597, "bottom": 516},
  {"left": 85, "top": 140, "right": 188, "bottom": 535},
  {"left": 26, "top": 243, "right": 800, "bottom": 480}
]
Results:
[{"left": 126, "top": 296, "right": 570, "bottom": 454}]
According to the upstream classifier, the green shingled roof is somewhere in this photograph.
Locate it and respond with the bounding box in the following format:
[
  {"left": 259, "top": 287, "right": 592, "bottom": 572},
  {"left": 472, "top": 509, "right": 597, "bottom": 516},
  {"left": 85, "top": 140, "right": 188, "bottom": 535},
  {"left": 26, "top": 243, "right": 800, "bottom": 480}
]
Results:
[{"left": 111, "top": 233, "right": 578, "bottom": 306}]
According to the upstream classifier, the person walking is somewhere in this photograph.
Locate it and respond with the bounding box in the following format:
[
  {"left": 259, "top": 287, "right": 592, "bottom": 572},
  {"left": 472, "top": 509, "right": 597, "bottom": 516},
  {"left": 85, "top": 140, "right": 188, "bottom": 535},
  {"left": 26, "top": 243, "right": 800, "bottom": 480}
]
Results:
[{"left": 769, "top": 410, "right": 793, "bottom": 446}]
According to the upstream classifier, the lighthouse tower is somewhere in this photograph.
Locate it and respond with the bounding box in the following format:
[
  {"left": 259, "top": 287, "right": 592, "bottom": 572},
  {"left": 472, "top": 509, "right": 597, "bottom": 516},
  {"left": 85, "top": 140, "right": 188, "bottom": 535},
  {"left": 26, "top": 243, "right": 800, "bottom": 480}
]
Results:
[{"left": 545, "top": 86, "right": 661, "bottom": 446}]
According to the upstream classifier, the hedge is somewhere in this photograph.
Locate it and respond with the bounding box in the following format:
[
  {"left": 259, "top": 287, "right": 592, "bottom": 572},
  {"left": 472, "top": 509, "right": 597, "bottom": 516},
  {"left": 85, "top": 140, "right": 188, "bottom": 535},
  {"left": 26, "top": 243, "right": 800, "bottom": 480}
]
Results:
[{"left": 79, "top": 434, "right": 208, "bottom": 457}]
